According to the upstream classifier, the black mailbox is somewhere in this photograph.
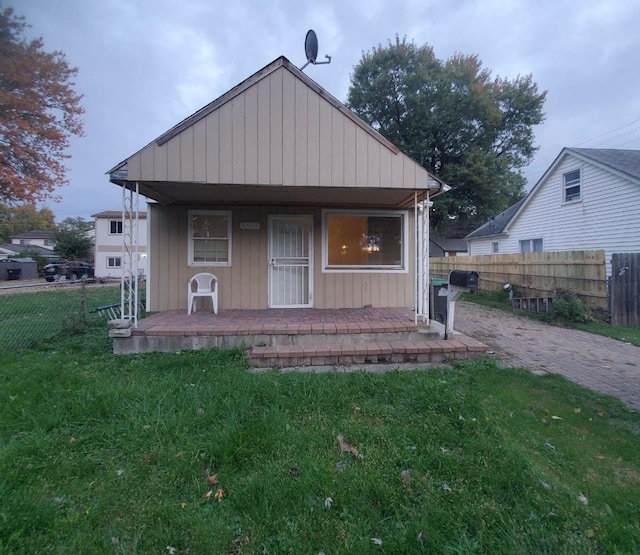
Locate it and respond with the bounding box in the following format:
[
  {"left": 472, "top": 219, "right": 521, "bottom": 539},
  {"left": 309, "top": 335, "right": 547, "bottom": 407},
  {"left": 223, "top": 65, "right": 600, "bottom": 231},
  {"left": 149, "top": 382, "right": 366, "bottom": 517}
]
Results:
[{"left": 449, "top": 270, "right": 479, "bottom": 289}]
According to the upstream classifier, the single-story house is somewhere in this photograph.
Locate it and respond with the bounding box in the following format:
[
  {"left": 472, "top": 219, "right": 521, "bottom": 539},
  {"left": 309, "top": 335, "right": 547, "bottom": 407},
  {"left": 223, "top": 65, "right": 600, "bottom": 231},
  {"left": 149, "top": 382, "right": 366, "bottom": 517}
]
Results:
[
  {"left": 107, "top": 56, "right": 449, "bottom": 317},
  {"left": 466, "top": 148, "right": 640, "bottom": 273}
]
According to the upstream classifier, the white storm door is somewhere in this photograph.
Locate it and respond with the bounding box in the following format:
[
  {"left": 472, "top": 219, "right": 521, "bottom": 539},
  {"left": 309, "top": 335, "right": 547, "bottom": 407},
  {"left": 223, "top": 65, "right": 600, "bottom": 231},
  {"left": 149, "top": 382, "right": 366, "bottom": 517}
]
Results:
[{"left": 268, "top": 215, "right": 313, "bottom": 308}]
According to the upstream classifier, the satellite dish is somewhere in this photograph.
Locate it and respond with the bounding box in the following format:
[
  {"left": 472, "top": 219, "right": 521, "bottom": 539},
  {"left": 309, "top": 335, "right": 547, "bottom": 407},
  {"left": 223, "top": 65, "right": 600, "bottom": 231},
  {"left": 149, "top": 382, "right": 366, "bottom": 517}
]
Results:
[
  {"left": 305, "top": 30, "right": 318, "bottom": 64},
  {"left": 299, "top": 29, "right": 332, "bottom": 71}
]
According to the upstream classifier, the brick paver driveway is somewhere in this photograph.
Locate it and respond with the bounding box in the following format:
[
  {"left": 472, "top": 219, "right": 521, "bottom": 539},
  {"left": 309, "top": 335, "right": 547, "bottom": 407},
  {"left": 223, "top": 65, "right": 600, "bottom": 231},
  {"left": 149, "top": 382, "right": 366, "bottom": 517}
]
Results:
[{"left": 454, "top": 301, "right": 640, "bottom": 410}]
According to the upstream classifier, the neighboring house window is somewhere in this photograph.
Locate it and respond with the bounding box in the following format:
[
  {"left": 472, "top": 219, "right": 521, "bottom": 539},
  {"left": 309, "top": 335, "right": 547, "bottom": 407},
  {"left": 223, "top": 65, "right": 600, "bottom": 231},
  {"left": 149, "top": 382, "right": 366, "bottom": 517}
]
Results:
[
  {"left": 188, "top": 210, "right": 232, "bottom": 266},
  {"left": 492, "top": 241, "right": 499, "bottom": 254},
  {"left": 44, "top": 239, "right": 52, "bottom": 246},
  {"left": 520, "top": 239, "right": 543, "bottom": 253},
  {"left": 323, "top": 210, "right": 407, "bottom": 272},
  {"left": 563, "top": 169, "right": 581, "bottom": 202},
  {"left": 110, "top": 220, "right": 123, "bottom": 234},
  {"left": 107, "top": 257, "right": 122, "bottom": 268},
  {"left": 20, "top": 239, "right": 30, "bottom": 245}
]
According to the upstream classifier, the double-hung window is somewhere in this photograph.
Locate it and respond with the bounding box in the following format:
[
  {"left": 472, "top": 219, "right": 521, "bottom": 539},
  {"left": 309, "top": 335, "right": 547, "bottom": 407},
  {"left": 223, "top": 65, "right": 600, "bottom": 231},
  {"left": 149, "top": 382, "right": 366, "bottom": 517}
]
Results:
[
  {"left": 110, "top": 220, "right": 123, "bottom": 234},
  {"left": 563, "top": 169, "right": 581, "bottom": 202},
  {"left": 323, "top": 210, "right": 407, "bottom": 272},
  {"left": 188, "top": 210, "right": 232, "bottom": 266},
  {"left": 520, "top": 238, "right": 543, "bottom": 253},
  {"left": 107, "top": 257, "right": 121, "bottom": 268}
]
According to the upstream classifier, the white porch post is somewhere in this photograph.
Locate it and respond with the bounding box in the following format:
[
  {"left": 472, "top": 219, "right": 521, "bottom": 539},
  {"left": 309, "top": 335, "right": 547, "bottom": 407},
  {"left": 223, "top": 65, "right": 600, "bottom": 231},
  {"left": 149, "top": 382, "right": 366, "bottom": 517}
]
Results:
[
  {"left": 415, "top": 191, "right": 431, "bottom": 324},
  {"left": 121, "top": 182, "right": 140, "bottom": 327}
]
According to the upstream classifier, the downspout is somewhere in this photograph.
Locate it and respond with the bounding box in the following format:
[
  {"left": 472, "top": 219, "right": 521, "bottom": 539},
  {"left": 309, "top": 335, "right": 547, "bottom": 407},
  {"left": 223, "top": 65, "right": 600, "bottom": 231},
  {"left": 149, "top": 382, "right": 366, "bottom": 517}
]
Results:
[{"left": 414, "top": 191, "right": 418, "bottom": 325}]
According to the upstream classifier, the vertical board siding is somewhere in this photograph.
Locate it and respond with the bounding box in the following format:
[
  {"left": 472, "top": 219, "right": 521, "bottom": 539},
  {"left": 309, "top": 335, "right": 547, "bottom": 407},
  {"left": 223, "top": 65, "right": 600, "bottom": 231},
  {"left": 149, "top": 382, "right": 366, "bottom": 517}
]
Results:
[
  {"left": 611, "top": 253, "right": 640, "bottom": 326},
  {"left": 151, "top": 205, "right": 414, "bottom": 310},
  {"left": 244, "top": 85, "right": 259, "bottom": 184},
  {"left": 126, "top": 66, "right": 431, "bottom": 192},
  {"left": 256, "top": 77, "right": 271, "bottom": 184},
  {"left": 180, "top": 127, "right": 195, "bottom": 182},
  {"left": 193, "top": 119, "right": 207, "bottom": 182},
  {"left": 294, "top": 79, "right": 308, "bottom": 186},
  {"left": 269, "top": 71, "right": 284, "bottom": 184}
]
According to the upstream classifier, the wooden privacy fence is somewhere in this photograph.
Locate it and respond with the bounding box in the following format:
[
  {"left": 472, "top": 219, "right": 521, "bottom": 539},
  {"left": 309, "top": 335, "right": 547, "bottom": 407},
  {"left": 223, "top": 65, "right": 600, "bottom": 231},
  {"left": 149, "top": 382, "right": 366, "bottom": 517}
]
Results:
[
  {"left": 610, "top": 253, "right": 640, "bottom": 326},
  {"left": 430, "top": 250, "right": 608, "bottom": 310}
]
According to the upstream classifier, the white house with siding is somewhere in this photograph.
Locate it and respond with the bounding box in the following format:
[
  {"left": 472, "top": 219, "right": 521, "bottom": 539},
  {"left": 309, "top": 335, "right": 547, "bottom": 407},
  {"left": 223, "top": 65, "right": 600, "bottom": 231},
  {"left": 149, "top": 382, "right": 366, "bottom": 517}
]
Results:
[
  {"left": 92, "top": 211, "right": 148, "bottom": 279},
  {"left": 466, "top": 148, "right": 640, "bottom": 274}
]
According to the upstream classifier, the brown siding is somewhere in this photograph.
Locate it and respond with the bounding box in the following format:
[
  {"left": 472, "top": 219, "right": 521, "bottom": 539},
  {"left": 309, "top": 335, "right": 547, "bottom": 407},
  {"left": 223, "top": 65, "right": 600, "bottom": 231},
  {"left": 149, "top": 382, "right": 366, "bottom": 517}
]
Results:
[
  {"left": 148, "top": 205, "right": 415, "bottom": 312},
  {"left": 126, "top": 66, "right": 430, "bottom": 190}
]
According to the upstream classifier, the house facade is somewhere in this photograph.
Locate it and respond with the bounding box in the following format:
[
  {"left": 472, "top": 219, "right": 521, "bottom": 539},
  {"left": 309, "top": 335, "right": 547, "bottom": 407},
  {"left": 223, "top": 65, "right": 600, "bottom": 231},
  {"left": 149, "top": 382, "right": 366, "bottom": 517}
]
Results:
[
  {"left": 10, "top": 230, "right": 55, "bottom": 251},
  {"left": 467, "top": 148, "right": 640, "bottom": 272},
  {"left": 92, "top": 211, "right": 148, "bottom": 279},
  {"left": 108, "top": 57, "right": 448, "bottom": 317}
]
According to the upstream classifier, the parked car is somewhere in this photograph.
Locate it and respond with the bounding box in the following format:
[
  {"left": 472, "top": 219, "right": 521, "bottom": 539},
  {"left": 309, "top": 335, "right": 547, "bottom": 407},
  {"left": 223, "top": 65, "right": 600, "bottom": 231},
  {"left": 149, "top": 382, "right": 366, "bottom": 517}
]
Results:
[{"left": 43, "top": 261, "right": 95, "bottom": 282}]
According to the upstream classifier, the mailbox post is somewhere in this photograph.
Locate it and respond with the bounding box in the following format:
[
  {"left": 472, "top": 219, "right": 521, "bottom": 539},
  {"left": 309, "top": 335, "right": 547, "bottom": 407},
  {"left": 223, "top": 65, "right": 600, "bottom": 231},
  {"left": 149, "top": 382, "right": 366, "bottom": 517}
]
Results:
[{"left": 446, "top": 270, "right": 479, "bottom": 338}]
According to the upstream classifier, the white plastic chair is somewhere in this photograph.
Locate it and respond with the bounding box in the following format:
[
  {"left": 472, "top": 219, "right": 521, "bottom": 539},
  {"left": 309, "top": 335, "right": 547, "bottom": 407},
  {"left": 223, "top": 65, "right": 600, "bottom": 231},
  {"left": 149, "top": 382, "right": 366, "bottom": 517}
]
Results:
[{"left": 187, "top": 273, "right": 219, "bottom": 315}]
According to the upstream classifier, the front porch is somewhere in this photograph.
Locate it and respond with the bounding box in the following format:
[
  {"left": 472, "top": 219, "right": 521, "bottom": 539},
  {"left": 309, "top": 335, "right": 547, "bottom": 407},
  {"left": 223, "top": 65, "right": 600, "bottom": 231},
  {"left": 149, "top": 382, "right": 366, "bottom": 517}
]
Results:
[{"left": 110, "top": 307, "right": 489, "bottom": 367}]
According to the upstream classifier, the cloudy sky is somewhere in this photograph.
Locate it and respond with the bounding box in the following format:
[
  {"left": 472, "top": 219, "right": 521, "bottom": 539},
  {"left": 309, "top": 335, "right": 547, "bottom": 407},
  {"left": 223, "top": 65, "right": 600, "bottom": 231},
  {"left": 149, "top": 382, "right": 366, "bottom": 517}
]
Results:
[{"left": 13, "top": 0, "right": 640, "bottom": 222}]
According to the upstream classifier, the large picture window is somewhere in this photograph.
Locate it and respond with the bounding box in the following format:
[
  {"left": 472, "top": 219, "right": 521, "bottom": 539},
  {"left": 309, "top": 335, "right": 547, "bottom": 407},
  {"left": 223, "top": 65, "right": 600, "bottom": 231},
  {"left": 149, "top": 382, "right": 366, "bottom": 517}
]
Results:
[
  {"left": 188, "top": 210, "right": 231, "bottom": 266},
  {"left": 323, "top": 210, "right": 407, "bottom": 272}
]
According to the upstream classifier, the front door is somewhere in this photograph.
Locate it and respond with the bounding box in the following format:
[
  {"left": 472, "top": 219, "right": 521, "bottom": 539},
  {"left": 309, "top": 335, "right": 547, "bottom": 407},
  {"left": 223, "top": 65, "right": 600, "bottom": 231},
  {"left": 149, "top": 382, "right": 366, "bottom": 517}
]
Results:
[{"left": 268, "top": 215, "right": 313, "bottom": 308}]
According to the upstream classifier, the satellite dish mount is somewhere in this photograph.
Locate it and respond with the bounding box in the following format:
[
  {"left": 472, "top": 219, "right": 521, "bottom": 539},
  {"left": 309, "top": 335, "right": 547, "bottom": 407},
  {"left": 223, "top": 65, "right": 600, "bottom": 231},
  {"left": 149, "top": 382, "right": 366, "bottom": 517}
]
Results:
[{"left": 300, "top": 29, "right": 331, "bottom": 71}]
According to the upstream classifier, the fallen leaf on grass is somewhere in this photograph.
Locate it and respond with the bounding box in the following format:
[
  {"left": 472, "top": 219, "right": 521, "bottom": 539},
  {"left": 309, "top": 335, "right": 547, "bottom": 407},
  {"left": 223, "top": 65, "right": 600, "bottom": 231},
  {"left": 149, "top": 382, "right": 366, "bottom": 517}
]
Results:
[
  {"left": 166, "top": 547, "right": 177, "bottom": 555},
  {"left": 574, "top": 408, "right": 581, "bottom": 414},
  {"left": 551, "top": 416, "right": 562, "bottom": 420},
  {"left": 202, "top": 490, "right": 213, "bottom": 499},
  {"left": 337, "top": 434, "right": 364, "bottom": 459},
  {"left": 596, "top": 455, "right": 605, "bottom": 461},
  {"left": 324, "top": 497, "right": 333, "bottom": 509},
  {"left": 578, "top": 493, "right": 589, "bottom": 505},
  {"left": 207, "top": 474, "right": 219, "bottom": 486},
  {"left": 180, "top": 502, "right": 187, "bottom": 509},
  {"left": 175, "top": 451, "right": 183, "bottom": 458},
  {"left": 371, "top": 538, "right": 383, "bottom": 546},
  {"left": 215, "top": 488, "right": 225, "bottom": 502},
  {"left": 442, "top": 482, "right": 452, "bottom": 493}
]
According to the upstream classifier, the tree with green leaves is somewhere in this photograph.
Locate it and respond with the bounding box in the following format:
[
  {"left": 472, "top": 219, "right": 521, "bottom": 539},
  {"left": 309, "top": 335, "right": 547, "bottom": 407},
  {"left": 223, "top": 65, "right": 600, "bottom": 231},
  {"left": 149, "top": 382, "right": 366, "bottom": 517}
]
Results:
[
  {"left": 0, "top": 6, "right": 84, "bottom": 205},
  {"left": 0, "top": 203, "right": 56, "bottom": 243},
  {"left": 53, "top": 226, "right": 92, "bottom": 261},
  {"left": 347, "top": 36, "right": 546, "bottom": 236}
]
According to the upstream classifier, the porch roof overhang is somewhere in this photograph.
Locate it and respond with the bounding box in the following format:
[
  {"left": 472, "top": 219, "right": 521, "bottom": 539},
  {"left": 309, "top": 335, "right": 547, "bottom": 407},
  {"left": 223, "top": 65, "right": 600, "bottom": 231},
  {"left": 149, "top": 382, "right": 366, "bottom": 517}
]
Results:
[{"left": 109, "top": 174, "right": 449, "bottom": 210}]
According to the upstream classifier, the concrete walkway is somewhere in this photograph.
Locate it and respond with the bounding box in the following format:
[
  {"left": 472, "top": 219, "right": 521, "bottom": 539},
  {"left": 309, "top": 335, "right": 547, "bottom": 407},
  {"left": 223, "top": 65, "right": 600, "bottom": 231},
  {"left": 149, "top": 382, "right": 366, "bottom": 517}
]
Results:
[{"left": 454, "top": 301, "right": 640, "bottom": 410}]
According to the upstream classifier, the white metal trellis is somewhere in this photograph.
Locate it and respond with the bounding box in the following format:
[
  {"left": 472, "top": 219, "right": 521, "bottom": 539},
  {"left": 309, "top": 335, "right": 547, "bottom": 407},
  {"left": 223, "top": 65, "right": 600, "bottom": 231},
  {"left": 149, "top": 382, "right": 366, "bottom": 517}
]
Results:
[
  {"left": 415, "top": 191, "right": 432, "bottom": 324},
  {"left": 121, "top": 182, "right": 140, "bottom": 327}
]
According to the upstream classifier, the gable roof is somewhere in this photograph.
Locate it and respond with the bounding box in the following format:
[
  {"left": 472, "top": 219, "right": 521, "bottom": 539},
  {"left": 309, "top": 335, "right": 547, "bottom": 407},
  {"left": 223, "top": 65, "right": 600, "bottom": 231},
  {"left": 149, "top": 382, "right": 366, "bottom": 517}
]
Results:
[
  {"left": 466, "top": 198, "right": 526, "bottom": 239},
  {"left": 108, "top": 56, "right": 448, "bottom": 209},
  {"left": 11, "top": 230, "right": 55, "bottom": 240},
  {"left": 569, "top": 148, "right": 640, "bottom": 183},
  {"left": 1, "top": 243, "right": 57, "bottom": 257}
]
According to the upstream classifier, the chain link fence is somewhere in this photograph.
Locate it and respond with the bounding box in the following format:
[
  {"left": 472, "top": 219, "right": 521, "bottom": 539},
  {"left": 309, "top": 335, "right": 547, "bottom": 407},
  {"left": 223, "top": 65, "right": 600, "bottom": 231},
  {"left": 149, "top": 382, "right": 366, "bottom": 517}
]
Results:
[{"left": 0, "top": 280, "right": 145, "bottom": 354}]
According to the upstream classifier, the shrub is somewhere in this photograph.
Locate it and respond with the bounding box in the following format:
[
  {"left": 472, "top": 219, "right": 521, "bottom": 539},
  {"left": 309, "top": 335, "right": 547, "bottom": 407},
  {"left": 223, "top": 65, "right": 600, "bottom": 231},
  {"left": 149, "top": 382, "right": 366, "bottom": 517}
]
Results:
[{"left": 549, "top": 290, "right": 592, "bottom": 323}]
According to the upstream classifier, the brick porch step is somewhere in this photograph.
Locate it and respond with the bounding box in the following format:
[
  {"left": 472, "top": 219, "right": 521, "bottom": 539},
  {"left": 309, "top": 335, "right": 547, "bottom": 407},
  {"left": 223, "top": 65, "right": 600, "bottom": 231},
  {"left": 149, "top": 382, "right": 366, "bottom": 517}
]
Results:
[{"left": 248, "top": 336, "right": 489, "bottom": 368}]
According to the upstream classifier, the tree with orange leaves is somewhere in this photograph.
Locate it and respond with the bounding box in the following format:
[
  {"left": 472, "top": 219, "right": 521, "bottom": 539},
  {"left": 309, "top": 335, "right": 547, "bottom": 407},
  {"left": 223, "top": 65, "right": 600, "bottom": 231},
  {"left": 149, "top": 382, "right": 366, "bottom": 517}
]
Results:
[{"left": 0, "top": 7, "right": 84, "bottom": 205}]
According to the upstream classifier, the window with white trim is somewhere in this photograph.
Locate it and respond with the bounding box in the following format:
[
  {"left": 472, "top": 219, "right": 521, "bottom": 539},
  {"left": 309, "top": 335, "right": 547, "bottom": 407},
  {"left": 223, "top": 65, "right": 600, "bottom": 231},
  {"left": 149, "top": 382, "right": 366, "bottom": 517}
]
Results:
[
  {"left": 520, "top": 238, "right": 543, "bottom": 253},
  {"left": 107, "top": 257, "right": 121, "bottom": 268},
  {"left": 109, "top": 220, "right": 123, "bottom": 234},
  {"left": 563, "top": 169, "right": 581, "bottom": 202},
  {"left": 322, "top": 210, "right": 407, "bottom": 272},
  {"left": 491, "top": 241, "right": 499, "bottom": 253},
  {"left": 188, "top": 210, "right": 232, "bottom": 266}
]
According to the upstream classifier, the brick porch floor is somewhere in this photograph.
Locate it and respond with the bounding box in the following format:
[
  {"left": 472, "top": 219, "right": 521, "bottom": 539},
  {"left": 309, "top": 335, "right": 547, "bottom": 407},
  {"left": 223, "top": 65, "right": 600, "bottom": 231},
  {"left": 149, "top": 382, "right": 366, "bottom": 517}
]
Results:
[{"left": 111, "top": 307, "right": 489, "bottom": 365}]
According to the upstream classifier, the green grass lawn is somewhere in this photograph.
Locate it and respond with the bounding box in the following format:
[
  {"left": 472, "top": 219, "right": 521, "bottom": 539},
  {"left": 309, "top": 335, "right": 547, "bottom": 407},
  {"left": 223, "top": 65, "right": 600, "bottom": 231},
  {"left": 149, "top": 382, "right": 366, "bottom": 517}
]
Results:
[{"left": 1, "top": 330, "right": 639, "bottom": 554}]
